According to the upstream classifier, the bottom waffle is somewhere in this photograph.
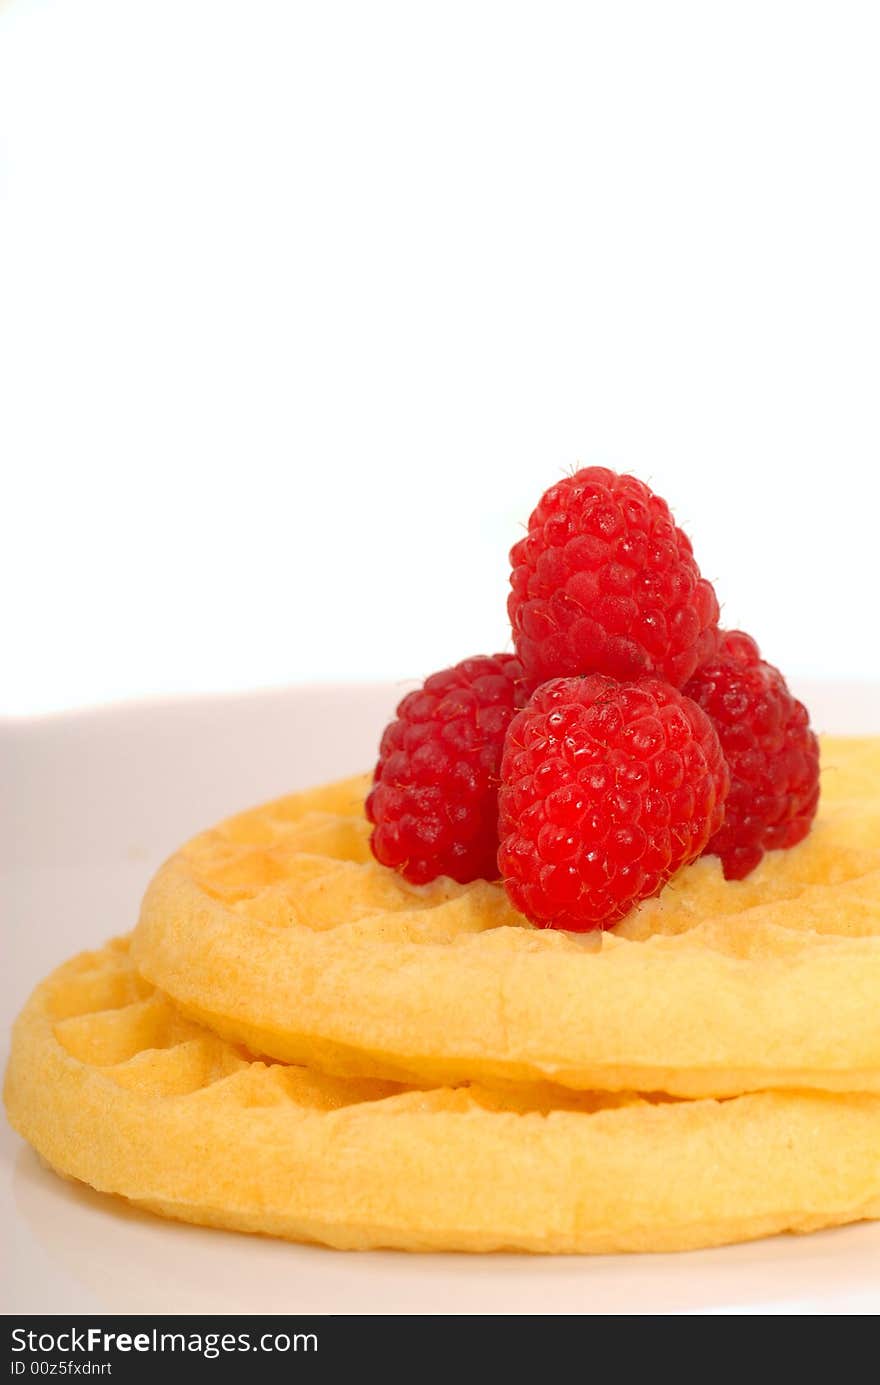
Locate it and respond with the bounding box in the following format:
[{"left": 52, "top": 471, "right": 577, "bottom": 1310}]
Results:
[{"left": 5, "top": 938, "right": 880, "bottom": 1254}]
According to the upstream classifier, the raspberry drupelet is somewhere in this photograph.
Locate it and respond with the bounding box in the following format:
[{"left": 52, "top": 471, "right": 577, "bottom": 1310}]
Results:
[
  {"left": 684, "top": 631, "right": 820, "bottom": 880},
  {"left": 498, "top": 675, "right": 729, "bottom": 931},
  {"left": 508, "top": 467, "right": 720, "bottom": 689},
  {"left": 367, "top": 654, "right": 530, "bottom": 885}
]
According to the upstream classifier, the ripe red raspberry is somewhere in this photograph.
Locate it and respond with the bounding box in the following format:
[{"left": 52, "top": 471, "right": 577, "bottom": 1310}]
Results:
[
  {"left": 498, "top": 675, "right": 729, "bottom": 931},
  {"left": 683, "top": 631, "right": 820, "bottom": 881},
  {"left": 508, "top": 467, "right": 720, "bottom": 689},
  {"left": 366, "top": 654, "right": 530, "bottom": 885}
]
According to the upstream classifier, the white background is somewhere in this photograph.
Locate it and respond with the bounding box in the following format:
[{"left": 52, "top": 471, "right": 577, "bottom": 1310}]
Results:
[{"left": 2, "top": 0, "right": 879, "bottom": 716}]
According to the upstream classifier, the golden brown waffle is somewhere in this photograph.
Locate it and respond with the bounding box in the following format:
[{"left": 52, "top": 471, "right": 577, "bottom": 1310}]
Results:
[
  {"left": 132, "top": 737, "right": 880, "bottom": 1097},
  {"left": 5, "top": 939, "right": 880, "bottom": 1253}
]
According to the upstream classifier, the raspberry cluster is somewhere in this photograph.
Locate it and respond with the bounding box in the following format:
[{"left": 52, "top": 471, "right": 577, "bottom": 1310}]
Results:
[{"left": 367, "top": 468, "right": 819, "bottom": 930}]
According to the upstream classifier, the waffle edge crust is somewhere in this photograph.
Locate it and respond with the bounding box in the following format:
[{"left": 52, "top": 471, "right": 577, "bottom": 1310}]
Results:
[
  {"left": 5, "top": 939, "right": 880, "bottom": 1254},
  {"left": 131, "top": 737, "right": 880, "bottom": 1097}
]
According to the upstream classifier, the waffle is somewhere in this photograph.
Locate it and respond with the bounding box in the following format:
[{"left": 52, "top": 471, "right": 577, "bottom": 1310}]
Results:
[
  {"left": 132, "top": 736, "right": 880, "bottom": 1097},
  {"left": 6, "top": 939, "right": 880, "bottom": 1253}
]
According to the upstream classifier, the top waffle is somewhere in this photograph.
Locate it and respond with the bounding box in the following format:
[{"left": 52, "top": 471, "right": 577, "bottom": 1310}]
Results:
[{"left": 132, "top": 736, "right": 880, "bottom": 1098}]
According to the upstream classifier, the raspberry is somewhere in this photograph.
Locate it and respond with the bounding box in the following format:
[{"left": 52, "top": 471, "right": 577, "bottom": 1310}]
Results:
[
  {"left": 508, "top": 467, "right": 720, "bottom": 689},
  {"left": 497, "top": 675, "right": 729, "bottom": 931},
  {"left": 366, "top": 654, "right": 530, "bottom": 885},
  {"left": 684, "top": 631, "right": 820, "bottom": 880}
]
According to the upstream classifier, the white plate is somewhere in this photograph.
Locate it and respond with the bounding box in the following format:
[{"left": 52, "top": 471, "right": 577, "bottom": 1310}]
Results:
[{"left": 3, "top": 681, "right": 879, "bottom": 1315}]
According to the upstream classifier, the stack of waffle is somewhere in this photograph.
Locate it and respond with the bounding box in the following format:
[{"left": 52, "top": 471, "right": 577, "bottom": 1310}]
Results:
[{"left": 5, "top": 737, "right": 880, "bottom": 1253}]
